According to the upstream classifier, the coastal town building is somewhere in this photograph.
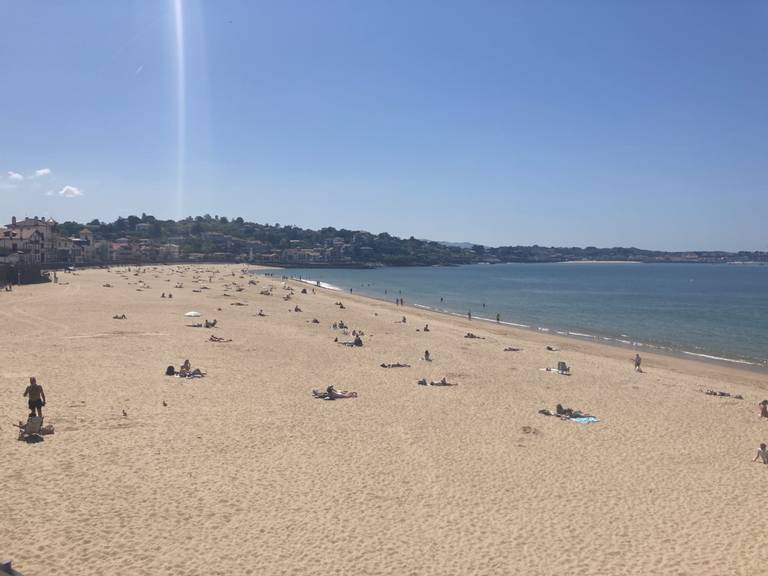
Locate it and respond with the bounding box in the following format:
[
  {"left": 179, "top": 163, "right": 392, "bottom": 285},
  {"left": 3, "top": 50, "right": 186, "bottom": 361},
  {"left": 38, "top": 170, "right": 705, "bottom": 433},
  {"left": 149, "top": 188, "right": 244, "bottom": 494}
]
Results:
[
  {"left": 0, "top": 216, "right": 56, "bottom": 264},
  {"left": 0, "top": 217, "right": 106, "bottom": 266}
]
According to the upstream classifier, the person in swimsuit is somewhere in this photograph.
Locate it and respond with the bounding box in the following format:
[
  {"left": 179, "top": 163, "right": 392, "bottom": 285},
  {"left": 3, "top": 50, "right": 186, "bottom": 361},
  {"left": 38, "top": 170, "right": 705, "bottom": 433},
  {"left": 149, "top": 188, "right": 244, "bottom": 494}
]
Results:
[
  {"left": 23, "top": 377, "right": 46, "bottom": 417},
  {"left": 753, "top": 443, "right": 768, "bottom": 464}
]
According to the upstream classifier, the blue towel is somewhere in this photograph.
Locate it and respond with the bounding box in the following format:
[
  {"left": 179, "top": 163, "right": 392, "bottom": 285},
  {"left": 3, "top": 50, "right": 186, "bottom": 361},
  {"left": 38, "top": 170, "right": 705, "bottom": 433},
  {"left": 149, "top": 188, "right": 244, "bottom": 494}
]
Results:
[{"left": 570, "top": 416, "right": 599, "bottom": 424}]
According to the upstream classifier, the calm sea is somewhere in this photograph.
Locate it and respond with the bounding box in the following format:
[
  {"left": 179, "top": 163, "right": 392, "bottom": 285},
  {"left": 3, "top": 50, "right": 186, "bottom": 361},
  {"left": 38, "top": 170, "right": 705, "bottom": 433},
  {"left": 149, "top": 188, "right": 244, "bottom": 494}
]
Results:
[{"left": 267, "top": 263, "right": 768, "bottom": 368}]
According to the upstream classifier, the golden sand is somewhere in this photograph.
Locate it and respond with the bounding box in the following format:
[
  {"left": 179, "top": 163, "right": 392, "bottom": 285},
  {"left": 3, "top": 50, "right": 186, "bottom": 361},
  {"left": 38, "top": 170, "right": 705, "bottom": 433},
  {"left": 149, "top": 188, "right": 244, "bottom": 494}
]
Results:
[{"left": 1, "top": 264, "right": 766, "bottom": 575}]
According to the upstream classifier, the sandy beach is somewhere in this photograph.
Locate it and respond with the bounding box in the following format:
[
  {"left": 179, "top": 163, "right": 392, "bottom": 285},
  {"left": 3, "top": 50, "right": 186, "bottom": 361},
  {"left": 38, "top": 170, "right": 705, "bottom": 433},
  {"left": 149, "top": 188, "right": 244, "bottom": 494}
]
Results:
[{"left": 2, "top": 264, "right": 767, "bottom": 576}]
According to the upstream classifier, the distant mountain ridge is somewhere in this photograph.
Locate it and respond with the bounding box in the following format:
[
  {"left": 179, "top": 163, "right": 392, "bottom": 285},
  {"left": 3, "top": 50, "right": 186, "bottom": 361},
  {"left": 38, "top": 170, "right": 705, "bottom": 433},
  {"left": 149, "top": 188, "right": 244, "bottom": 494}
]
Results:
[{"left": 36, "top": 214, "right": 768, "bottom": 266}]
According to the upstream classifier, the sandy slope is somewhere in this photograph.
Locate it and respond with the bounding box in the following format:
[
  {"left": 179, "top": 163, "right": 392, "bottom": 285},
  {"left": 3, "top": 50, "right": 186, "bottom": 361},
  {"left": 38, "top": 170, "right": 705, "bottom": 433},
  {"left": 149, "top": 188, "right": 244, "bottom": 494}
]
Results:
[{"left": 1, "top": 264, "right": 766, "bottom": 576}]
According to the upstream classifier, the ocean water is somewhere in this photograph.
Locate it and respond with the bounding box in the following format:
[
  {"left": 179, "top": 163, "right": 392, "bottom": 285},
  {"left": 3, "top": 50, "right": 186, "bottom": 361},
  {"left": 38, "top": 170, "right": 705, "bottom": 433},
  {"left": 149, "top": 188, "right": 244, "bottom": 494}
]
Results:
[{"left": 269, "top": 263, "right": 768, "bottom": 368}]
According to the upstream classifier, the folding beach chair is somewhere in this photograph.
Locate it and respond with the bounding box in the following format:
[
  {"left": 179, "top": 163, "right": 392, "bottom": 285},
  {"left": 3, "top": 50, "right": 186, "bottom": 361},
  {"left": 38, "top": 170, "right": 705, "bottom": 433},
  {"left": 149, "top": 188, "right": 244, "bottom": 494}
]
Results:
[
  {"left": 557, "top": 361, "right": 571, "bottom": 375},
  {"left": 17, "top": 416, "right": 44, "bottom": 442}
]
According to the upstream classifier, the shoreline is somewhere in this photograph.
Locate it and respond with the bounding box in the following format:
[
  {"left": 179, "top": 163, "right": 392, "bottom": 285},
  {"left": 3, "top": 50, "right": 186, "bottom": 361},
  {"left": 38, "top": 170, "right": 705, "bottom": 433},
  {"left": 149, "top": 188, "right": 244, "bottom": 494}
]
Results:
[{"left": 276, "top": 270, "right": 768, "bottom": 376}]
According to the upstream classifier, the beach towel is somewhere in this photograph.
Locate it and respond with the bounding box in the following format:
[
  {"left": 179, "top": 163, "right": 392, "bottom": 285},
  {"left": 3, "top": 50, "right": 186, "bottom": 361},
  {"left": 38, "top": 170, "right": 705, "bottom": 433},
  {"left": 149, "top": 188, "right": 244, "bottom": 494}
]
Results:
[{"left": 570, "top": 416, "right": 599, "bottom": 424}]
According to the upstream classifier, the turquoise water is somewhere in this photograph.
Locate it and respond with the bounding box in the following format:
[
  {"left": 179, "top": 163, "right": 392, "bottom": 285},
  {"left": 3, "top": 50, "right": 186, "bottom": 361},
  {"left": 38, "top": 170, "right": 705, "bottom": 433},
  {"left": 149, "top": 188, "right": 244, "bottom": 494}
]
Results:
[{"left": 271, "top": 263, "right": 768, "bottom": 367}]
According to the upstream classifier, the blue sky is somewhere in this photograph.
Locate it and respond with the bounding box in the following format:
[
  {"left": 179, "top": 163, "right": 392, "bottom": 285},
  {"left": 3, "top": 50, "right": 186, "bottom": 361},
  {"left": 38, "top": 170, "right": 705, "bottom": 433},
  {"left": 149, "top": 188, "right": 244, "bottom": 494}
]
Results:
[{"left": 1, "top": 0, "right": 766, "bottom": 251}]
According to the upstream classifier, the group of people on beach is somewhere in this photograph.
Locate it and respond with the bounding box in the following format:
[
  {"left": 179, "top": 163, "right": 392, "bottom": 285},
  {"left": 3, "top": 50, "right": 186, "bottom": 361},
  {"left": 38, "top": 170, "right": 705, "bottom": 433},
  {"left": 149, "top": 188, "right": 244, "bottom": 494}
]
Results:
[{"left": 12, "top": 266, "right": 768, "bottom": 473}]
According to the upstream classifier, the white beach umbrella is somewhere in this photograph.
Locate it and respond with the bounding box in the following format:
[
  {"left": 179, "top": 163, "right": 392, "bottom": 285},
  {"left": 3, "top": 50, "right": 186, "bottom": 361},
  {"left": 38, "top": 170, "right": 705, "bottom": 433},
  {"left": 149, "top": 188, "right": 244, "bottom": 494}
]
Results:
[{"left": 184, "top": 311, "right": 202, "bottom": 317}]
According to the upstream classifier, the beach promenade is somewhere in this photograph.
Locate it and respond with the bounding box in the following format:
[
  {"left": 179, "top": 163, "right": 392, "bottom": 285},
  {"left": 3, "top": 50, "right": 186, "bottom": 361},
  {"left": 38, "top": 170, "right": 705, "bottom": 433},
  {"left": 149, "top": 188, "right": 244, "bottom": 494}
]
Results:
[{"left": 1, "top": 264, "right": 766, "bottom": 576}]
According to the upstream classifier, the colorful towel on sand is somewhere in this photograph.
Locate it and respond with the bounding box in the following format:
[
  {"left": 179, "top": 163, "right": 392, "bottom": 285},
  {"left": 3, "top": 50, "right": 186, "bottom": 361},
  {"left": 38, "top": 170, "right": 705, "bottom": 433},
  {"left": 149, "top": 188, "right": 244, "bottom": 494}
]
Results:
[{"left": 570, "top": 416, "right": 599, "bottom": 424}]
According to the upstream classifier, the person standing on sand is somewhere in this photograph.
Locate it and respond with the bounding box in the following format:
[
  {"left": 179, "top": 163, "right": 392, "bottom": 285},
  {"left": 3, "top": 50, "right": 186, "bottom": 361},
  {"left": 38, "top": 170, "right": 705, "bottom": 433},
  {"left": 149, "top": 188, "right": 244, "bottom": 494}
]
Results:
[
  {"left": 753, "top": 443, "right": 768, "bottom": 464},
  {"left": 23, "top": 377, "right": 46, "bottom": 418},
  {"left": 468, "top": 311, "right": 472, "bottom": 321},
  {"left": 759, "top": 400, "right": 768, "bottom": 419},
  {"left": 496, "top": 313, "right": 500, "bottom": 323},
  {"left": 634, "top": 354, "right": 642, "bottom": 372}
]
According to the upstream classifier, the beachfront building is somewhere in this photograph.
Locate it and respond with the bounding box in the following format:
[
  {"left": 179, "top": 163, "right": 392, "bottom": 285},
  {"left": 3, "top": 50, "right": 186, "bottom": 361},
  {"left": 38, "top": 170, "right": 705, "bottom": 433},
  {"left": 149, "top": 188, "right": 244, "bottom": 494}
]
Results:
[
  {"left": 0, "top": 218, "right": 108, "bottom": 266},
  {"left": 2, "top": 216, "right": 56, "bottom": 264},
  {"left": 110, "top": 240, "right": 136, "bottom": 263},
  {"left": 158, "top": 243, "right": 180, "bottom": 260},
  {"left": 278, "top": 248, "right": 326, "bottom": 263}
]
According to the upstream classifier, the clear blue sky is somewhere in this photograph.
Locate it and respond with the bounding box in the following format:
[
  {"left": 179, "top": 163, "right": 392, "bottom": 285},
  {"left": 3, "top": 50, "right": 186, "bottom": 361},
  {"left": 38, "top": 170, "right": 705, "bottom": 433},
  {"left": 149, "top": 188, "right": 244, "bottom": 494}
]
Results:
[{"left": 2, "top": 1, "right": 766, "bottom": 251}]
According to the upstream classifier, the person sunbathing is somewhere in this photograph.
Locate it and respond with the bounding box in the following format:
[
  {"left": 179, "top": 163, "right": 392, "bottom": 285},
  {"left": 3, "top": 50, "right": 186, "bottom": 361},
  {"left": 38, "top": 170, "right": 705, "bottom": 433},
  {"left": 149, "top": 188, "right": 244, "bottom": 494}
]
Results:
[
  {"left": 182, "top": 368, "right": 205, "bottom": 377},
  {"left": 423, "top": 324, "right": 430, "bottom": 332},
  {"left": 112, "top": 314, "right": 127, "bottom": 319},
  {"left": 539, "top": 404, "right": 592, "bottom": 419},
  {"left": 313, "top": 385, "right": 358, "bottom": 400},
  {"left": 418, "top": 377, "right": 456, "bottom": 386},
  {"left": 327, "top": 385, "right": 356, "bottom": 399},
  {"left": 432, "top": 377, "right": 456, "bottom": 386},
  {"left": 381, "top": 362, "right": 411, "bottom": 368},
  {"left": 705, "top": 389, "right": 743, "bottom": 399},
  {"left": 209, "top": 335, "right": 232, "bottom": 342},
  {"left": 504, "top": 346, "right": 521, "bottom": 352},
  {"left": 337, "top": 336, "right": 363, "bottom": 347},
  {"left": 464, "top": 332, "right": 484, "bottom": 339}
]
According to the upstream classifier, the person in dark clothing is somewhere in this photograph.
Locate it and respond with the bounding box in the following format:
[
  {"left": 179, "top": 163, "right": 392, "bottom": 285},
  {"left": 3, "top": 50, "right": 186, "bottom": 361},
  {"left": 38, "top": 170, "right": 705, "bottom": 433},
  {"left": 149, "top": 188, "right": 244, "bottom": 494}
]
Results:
[{"left": 23, "top": 377, "right": 46, "bottom": 417}]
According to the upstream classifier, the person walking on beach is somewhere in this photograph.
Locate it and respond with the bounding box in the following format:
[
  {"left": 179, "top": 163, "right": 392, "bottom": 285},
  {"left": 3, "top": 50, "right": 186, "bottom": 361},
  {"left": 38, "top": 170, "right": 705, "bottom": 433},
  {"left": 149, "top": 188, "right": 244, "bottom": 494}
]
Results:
[
  {"left": 753, "top": 443, "right": 768, "bottom": 464},
  {"left": 23, "top": 377, "right": 46, "bottom": 418},
  {"left": 634, "top": 354, "right": 642, "bottom": 372},
  {"left": 496, "top": 313, "right": 500, "bottom": 323},
  {"left": 468, "top": 310, "right": 472, "bottom": 321}
]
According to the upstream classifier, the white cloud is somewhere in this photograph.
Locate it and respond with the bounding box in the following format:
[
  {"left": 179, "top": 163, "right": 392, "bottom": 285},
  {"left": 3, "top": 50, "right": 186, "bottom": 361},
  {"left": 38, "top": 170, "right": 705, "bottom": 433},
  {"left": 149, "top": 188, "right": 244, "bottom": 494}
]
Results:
[
  {"left": 7, "top": 171, "right": 24, "bottom": 181},
  {"left": 34, "top": 168, "right": 51, "bottom": 178},
  {"left": 58, "top": 185, "right": 83, "bottom": 198}
]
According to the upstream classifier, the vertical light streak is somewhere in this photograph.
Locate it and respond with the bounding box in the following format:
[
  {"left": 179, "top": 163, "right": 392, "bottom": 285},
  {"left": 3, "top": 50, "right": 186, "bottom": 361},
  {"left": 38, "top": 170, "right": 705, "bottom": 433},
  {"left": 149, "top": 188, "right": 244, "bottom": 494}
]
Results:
[{"left": 173, "top": 0, "right": 186, "bottom": 219}]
